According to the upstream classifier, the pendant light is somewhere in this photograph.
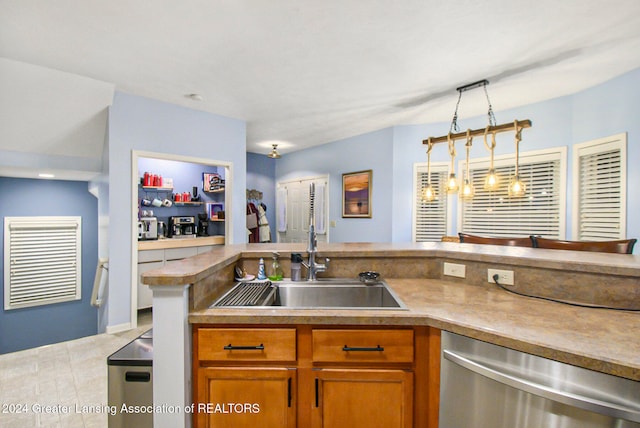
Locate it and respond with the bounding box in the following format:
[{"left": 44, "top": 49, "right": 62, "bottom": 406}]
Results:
[
  {"left": 508, "top": 120, "right": 526, "bottom": 197},
  {"left": 267, "top": 144, "right": 281, "bottom": 159},
  {"left": 446, "top": 133, "right": 459, "bottom": 193},
  {"left": 461, "top": 130, "right": 475, "bottom": 200},
  {"left": 483, "top": 126, "right": 500, "bottom": 191},
  {"left": 421, "top": 139, "right": 436, "bottom": 202}
]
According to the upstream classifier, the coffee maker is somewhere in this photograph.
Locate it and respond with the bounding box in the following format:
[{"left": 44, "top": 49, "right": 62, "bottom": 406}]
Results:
[
  {"left": 197, "top": 213, "right": 210, "bottom": 236},
  {"left": 168, "top": 216, "right": 196, "bottom": 238}
]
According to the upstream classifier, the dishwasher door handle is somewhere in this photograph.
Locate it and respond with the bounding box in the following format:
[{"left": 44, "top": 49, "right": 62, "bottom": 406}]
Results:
[{"left": 443, "top": 349, "right": 640, "bottom": 423}]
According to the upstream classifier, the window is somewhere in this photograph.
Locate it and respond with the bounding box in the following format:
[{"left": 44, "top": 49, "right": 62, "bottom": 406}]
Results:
[
  {"left": 572, "top": 133, "right": 626, "bottom": 240},
  {"left": 4, "top": 216, "right": 82, "bottom": 310},
  {"left": 459, "top": 148, "right": 567, "bottom": 238},
  {"left": 413, "top": 162, "right": 449, "bottom": 242}
]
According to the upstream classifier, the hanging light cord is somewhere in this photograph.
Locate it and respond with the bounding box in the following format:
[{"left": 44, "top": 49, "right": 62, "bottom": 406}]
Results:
[
  {"left": 483, "top": 82, "right": 497, "bottom": 127},
  {"left": 513, "top": 120, "right": 522, "bottom": 175},
  {"left": 465, "top": 130, "right": 472, "bottom": 179},
  {"left": 426, "top": 140, "right": 433, "bottom": 185},
  {"left": 448, "top": 133, "right": 456, "bottom": 172},
  {"left": 483, "top": 126, "right": 497, "bottom": 169},
  {"left": 449, "top": 90, "right": 463, "bottom": 134}
]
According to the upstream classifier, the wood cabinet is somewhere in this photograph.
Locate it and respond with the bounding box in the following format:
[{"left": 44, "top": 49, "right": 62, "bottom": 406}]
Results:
[
  {"left": 311, "top": 329, "right": 414, "bottom": 428},
  {"left": 312, "top": 369, "right": 413, "bottom": 428},
  {"left": 194, "top": 328, "right": 297, "bottom": 428},
  {"left": 197, "top": 367, "right": 296, "bottom": 428},
  {"left": 193, "top": 325, "right": 441, "bottom": 428}
]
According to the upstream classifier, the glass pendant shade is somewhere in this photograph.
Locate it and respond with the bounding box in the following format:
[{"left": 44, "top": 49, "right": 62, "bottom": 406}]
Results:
[
  {"left": 508, "top": 174, "right": 526, "bottom": 197},
  {"left": 421, "top": 185, "right": 436, "bottom": 202},
  {"left": 447, "top": 173, "right": 459, "bottom": 193},
  {"left": 484, "top": 168, "right": 499, "bottom": 191},
  {"left": 461, "top": 179, "right": 475, "bottom": 199}
]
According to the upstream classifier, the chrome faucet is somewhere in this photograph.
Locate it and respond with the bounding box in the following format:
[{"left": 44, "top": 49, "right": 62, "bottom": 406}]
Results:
[{"left": 303, "top": 183, "right": 329, "bottom": 280}]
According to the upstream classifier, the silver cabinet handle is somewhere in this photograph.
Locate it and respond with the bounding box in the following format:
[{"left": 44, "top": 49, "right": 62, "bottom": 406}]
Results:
[{"left": 443, "top": 349, "right": 640, "bottom": 423}]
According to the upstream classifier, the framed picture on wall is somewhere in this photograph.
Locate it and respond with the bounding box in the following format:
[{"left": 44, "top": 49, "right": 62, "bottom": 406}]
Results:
[{"left": 342, "top": 170, "right": 372, "bottom": 218}]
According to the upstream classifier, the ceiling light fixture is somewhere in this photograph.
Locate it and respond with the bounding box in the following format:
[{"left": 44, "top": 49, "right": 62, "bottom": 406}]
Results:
[
  {"left": 421, "top": 79, "right": 532, "bottom": 200},
  {"left": 421, "top": 138, "right": 436, "bottom": 202},
  {"left": 267, "top": 143, "right": 281, "bottom": 159},
  {"left": 38, "top": 173, "right": 55, "bottom": 179},
  {"left": 508, "top": 120, "right": 526, "bottom": 197}
]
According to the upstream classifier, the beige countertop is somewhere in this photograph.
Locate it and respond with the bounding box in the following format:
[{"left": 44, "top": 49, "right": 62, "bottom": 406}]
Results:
[
  {"left": 142, "top": 242, "right": 640, "bottom": 381},
  {"left": 137, "top": 235, "right": 224, "bottom": 251}
]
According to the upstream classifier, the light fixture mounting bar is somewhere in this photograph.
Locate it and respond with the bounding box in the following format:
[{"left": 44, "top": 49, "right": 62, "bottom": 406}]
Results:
[
  {"left": 422, "top": 119, "right": 532, "bottom": 146},
  {"left": 456, "top": 79, "right": 490, "bottom": 93}
]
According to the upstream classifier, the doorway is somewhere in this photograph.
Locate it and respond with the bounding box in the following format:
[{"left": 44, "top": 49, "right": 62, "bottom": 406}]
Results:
[{"left": 277, "top": 175, "right": 329, "bottom": 243}]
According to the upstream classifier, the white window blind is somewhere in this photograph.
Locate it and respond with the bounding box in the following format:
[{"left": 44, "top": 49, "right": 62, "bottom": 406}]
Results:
[
  {"left": 4, "top": 216, "right": 82, "bottom": 310},
  {"left": 413, "top": 163, "right": 449, "bottom": 242},
  {"left": 459, "top": 148, "right": 566, "bottom": 238},
  {"left": 572, "top": 133, "right": 626, "bottom": 240}
]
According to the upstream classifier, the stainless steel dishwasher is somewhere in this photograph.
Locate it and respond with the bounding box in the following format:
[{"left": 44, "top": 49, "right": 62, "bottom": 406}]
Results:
[
  {"left": 107, "top": 329, "right": 153, "bottom": 428},
  {"left": 439, "top": 331, "right": 640, "bottom": 428}
]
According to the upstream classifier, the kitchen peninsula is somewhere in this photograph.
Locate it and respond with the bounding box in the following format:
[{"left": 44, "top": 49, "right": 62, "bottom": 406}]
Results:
[{"left": 142, "top": 242, "right": 640, "bottom": 427}]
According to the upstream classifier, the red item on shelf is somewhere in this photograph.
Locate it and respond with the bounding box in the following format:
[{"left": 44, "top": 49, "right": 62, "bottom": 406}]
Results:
[
  {"left": 143, "top": 172, "right": 151, "bottom": 186},
  {"left": 175, "top": 193, "right": 182, "bottom": 202}
]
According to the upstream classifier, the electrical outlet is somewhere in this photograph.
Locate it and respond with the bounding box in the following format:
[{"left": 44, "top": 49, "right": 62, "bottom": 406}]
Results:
[
  {"left": 444, "top": 262, "right": 466, "bottom": 278},
  {"left": 488, "top": 269, "right": 514, "bottom": 286},
  {"left": 330, "top": 220, "right": 336, "bottom": 228}
]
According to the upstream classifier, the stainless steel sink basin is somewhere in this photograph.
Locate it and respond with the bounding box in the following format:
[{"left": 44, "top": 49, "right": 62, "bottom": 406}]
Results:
[{"left": 211, "top": 278, "right": 408, "bottom": 310}]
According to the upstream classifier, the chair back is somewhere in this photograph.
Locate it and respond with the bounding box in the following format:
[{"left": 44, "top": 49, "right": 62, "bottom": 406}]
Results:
[
  {"left": 458, "top": 233, "right": 533, "bottom": 247},
  {"left": 531, "top": 237, "right": 636, "bottom": 254}
]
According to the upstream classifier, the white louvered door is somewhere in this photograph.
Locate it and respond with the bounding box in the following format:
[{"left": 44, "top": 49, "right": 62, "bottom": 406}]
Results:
[{"left": 4, "top": 216, "right": 82, "bottom": 310}]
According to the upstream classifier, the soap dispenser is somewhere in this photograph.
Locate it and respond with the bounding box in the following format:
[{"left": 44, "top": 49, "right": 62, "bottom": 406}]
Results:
[
  {"left": 268, "top": 252, "right": 283, "bottom": 281},
  {"left": 257, "top": 258, "right": 267, "bottom": 280}
]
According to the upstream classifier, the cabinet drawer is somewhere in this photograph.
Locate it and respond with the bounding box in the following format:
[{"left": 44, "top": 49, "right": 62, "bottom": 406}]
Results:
[
  {"left": 198, "top": 328, "right": 297, "bottom": 362},
  {"left": 312, "top": 329, "right": 414, "bottom": 364}
]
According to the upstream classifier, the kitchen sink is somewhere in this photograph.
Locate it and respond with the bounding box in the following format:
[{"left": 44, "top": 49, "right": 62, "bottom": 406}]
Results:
[{"left": 211, "top": 278, "right": 408, "bottom": 310}]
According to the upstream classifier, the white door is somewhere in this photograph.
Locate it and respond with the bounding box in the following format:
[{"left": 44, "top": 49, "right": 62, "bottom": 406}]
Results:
[{"left": 277, "top": 176, "right": 329, "bottom": 244}]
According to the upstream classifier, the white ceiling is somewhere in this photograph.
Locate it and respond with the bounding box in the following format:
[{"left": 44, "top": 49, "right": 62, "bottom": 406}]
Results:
[{"left": 2, "top": 0, "right": 640, "bottom": 160}]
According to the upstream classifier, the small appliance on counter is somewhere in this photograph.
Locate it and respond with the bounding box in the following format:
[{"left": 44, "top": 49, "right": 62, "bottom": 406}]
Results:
[
  {"left": 138, "top": 217, "right": 158, "bottom": 240},
  {"left": 168, "top": 216, "right": 196, "bottom": 238},
  {"left": 197, "top": 213, "right": 209, "bottom": 236}
]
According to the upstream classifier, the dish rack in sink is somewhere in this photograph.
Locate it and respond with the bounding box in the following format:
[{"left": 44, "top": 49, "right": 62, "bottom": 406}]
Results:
[{"left": 212, "top": 280, "right": 277, "bottom": 307}]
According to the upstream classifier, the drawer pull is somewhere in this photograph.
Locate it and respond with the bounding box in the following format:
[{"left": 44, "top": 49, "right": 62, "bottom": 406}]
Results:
[
  {"left": 223, "top": 343, "right": 265, "bottom": 350},
  {"left": 342, "top": 345, "right": 384, "bottom": 352}
]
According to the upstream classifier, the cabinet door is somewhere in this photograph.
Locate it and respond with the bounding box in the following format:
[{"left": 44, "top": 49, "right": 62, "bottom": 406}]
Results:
[
  {"left": 137, "top": 260, "right": 163, "bottom": 309},
  {"left": 312, "top": 369, "right": 413, "bottom": 428},
  {"left": 197, "top": 367, "right": 296, "bottom": 428}
]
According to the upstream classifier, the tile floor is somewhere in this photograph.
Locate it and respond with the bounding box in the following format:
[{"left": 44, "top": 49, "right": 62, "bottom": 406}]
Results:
[{"left": 0, "top": 311, "right": 152, "bottom": 428}]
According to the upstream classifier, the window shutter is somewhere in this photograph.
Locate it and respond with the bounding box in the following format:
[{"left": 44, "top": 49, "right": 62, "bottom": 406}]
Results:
[
  {"left": 460, "top": 148, "right": 566, "bottom": 238},
  {"left": 413, "top": 163, "right": 449, "bottom": 242},
  {"left": 573, "top": 134, "right": 626, "bottom": 240},
  {"left": 4, "top": 216, "right": 82, "bottom": 310}
]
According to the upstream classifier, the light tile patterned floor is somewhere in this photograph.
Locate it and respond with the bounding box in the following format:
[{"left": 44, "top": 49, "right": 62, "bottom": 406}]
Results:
[{"left": 0, "top": 312, "right": 152, "bottom": 428}]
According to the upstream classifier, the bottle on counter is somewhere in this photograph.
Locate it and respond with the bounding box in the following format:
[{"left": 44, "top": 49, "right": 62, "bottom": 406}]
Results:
[
  {"left": 257, "top": 258, "right": 267, "bottom": 280},
  {"left": 290, "top": 253, "right": 303, "bottom": 281},
  {"left": 268, "top": 252, "right": 283, "bottom": 281}
]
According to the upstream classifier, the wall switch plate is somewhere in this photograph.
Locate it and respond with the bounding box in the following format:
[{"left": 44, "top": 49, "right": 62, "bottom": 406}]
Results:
[
  {"left": 444, "top": 262, "right": 466, "bottom": 278},
  {"left": 330, "top": 220, "right": 336, "bottom": 228},
  {"left": 488, "top": 269, "right": 514, "bottom": 286}
]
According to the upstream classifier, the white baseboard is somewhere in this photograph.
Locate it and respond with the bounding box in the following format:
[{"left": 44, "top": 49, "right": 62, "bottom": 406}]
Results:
[{"left": 106, "top": 322, "right": 132, "bottom": 334}]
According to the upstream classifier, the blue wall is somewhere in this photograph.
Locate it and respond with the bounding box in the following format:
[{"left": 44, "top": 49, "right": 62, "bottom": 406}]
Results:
[
  {"left": 0, "top": 178, "right": 98, "bottom": 353},
  {"left": 275, "top": 127, "right": 394, "bottom": 242},
  {"left": 246, "top": 152, "right": 276, "bottom": 241},
  {"left": 269, "top": 68, "right": 640, "bottom": 250},
  {"left": 107, "top": 92, "right": 246, "bottom": 330}
]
